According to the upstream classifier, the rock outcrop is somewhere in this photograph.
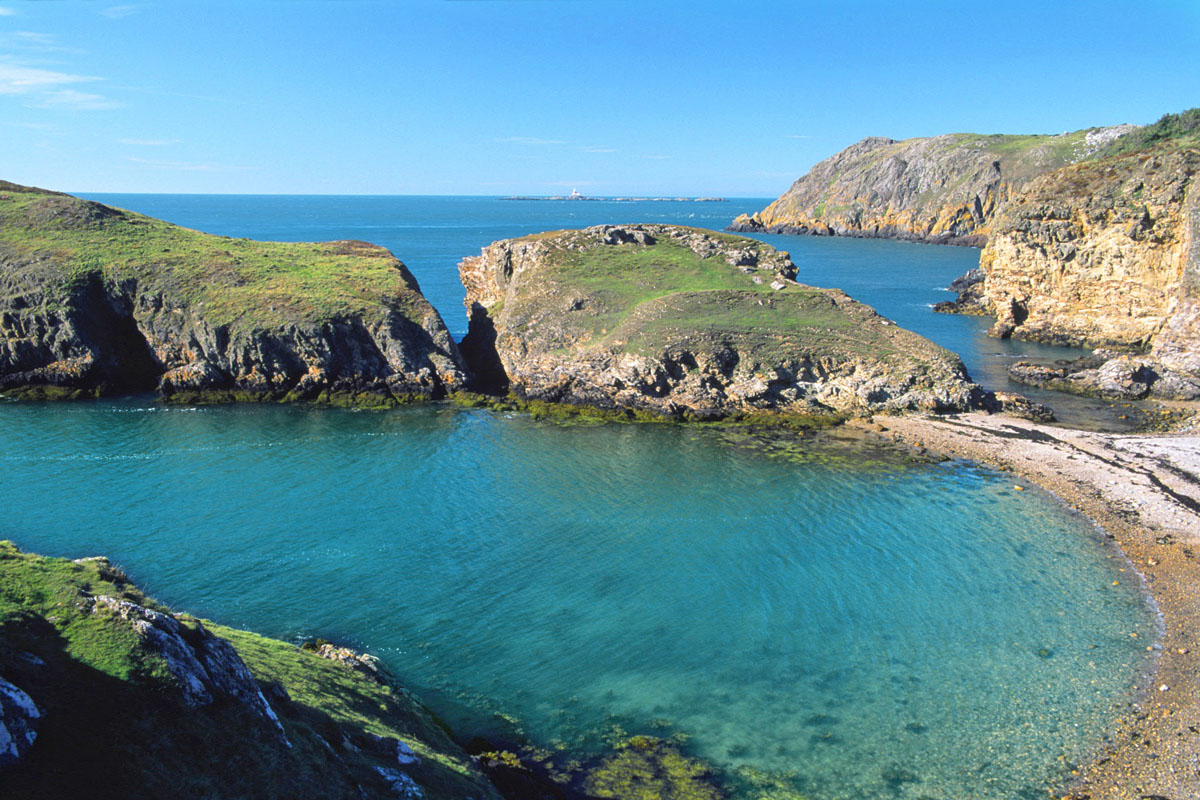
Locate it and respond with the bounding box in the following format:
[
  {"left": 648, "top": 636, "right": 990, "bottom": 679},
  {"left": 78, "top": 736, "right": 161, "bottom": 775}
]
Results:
[
  {"left": 0, "top": 677, "right": 40, "bottom": 767},
  {"left": 0, "top": 181, "right": 468, "bottom": 404},
  {"left": 729, "top": 127, "right": 1134, "bottom": 245},
  {"left": 90, "top": 595, "right": 289, "bottom": 741},
  {"left": 0, "top": 541, "right": 502, "bottom": 799},
  {"left": 950, "top": 146, "right": 1200, "bottom": 400},
  {"left": 459, "top": 224, "right": 985, "bottom": 419}
]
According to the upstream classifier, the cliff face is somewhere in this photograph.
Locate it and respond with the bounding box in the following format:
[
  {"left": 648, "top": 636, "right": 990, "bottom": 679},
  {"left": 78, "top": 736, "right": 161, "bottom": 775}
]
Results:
[
  {"left": 459, "top": 224, "right": 984, "bottom": 419},
  {"left": 0, "top": 182, "right": 468, "bottom": 403},
  {"left": 0, "top": 542, "right": 502, "bottom": 800},
  {"left": 976, "top": 147, "right": 1200, "bottom": 399},
  {"left": 730, "top": 127, "right": 1133, "bottom": 246}
]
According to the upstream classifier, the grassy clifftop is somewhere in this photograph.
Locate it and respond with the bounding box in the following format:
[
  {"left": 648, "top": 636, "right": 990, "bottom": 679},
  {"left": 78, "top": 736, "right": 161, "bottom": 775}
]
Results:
[
  {"left": 459, "top": 224, "right": 981, "bottom": 419},
  {"left": 0, "top": 541, "right": 500, "bottom": 800},
  {"left": 0, "top": 182, "right": 421, "bottom": 329},
  {"left": 0, "top": 182, "right": 468, "bottom": 402}
]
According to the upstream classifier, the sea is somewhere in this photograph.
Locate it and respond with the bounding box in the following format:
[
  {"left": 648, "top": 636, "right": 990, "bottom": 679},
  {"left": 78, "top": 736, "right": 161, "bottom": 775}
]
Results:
[{"left": 0, "top": 195, "right": 1159, "bottom": 799}]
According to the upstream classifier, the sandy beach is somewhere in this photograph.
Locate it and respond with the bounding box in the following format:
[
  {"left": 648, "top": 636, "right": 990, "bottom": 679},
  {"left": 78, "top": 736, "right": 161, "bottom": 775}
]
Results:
[{"left": 850, "top": 412, "right": 1200, "bottom": 799}]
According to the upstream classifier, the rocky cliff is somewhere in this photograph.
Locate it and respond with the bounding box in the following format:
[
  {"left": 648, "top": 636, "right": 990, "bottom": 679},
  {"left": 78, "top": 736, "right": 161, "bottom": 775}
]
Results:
[
  {"left": 0, "top": 181, "right": 468, "bottom": 404},
  {"left": 729, "top": 126, "right": 1134, "bottom": 245},
  {"left": 0, "top": 541, "right": 502, "bottom": 800},
  {"left": 458, "top": 224, "right": 986, "bottom": 420},
  {"left": 961, "top": 145, "right": 1200, "bottom": 400}
]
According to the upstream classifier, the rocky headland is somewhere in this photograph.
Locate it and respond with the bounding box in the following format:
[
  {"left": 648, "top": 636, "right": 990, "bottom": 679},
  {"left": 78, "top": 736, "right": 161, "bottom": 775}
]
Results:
[
  {"left": 0, "top": 181, "right": 468, "bottom": 405},
  {"left": 935, "top": 112, "right": 1200, "bottom": 402},
  {"left": 458, "top": 223, "right": 1003, "bottom": 421},
  {"left": 729, "top": 125, "right": 1135, "bottom": 245}
]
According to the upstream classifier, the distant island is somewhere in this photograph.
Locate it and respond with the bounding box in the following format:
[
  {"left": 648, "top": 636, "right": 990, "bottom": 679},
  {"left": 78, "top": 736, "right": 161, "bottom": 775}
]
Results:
[{"left": 503, "top": 188, "right": 725, "bottom": 202}]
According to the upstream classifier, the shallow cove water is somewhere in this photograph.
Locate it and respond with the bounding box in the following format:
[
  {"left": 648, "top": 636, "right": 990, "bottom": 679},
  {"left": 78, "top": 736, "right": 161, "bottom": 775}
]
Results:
[
  {"left": 5, "top": 194, "right": 1157, "bottom": 797},
  {"left": 0, "top": 400, "right": 1157, "bottom": 800}
]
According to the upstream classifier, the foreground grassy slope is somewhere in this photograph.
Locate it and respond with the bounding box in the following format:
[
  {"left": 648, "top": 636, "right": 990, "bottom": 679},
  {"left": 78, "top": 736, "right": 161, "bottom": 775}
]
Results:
[
  {"left": 0, "top": 541, "right": 499, "bottom": 800},
  {"left": 0, "top": 181, "right": 467, "bottom": 402}
]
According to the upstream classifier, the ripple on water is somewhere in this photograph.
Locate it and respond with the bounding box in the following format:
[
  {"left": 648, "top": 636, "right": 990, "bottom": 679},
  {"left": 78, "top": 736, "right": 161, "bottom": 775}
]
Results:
[{"left": 0, "top": 400, "right": 1158, "bottom": 800}]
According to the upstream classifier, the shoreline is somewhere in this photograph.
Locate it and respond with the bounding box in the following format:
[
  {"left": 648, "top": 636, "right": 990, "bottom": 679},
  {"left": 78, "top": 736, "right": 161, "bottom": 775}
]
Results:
[{"left": 853, "top": 411, "right": 1200, "bottom": 799}]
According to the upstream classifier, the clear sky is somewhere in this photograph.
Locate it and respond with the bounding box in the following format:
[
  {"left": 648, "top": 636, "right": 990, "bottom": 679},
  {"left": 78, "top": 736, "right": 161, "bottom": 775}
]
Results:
[{"left": 1, "top": 0, "right": 1197, "bottom": 196}]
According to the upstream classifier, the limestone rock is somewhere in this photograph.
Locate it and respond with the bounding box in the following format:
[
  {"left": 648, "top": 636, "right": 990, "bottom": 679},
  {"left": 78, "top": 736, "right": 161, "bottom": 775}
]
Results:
[
  {"left": 729, "top": 127, "right": 1134, "bottom": 245},
  {"left": 311, "top": 642, "right": 389, "bottom": 685},
  {"left": 459, "top": 225, "right": 984, "bottom": 418},
  {"left": 966, "top": 145, "right": 1200, "bottom": 399}
]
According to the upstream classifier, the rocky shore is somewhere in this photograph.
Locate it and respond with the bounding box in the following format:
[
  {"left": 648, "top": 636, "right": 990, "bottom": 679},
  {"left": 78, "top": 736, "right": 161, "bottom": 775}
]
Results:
[{"left": 866, "top": 412, "right": 1200, "bottom": 800}]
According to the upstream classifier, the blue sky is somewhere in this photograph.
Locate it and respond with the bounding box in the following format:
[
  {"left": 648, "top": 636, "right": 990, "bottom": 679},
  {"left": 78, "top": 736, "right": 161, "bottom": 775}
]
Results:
[{"left": 1, "top": 0, "right": 1197, "bottom": 196}]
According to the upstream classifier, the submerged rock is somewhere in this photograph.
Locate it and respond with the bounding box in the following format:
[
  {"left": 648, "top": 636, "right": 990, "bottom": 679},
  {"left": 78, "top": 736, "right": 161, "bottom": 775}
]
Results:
[
  {"left": 459, "top": 224, "right": 984, "bottom": 420},
  {"left": 581, "top": 735, "right": 723, "bottom": 800}
]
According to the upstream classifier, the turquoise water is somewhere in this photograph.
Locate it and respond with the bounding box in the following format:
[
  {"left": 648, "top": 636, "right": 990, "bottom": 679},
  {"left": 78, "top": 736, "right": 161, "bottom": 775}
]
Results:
[
  {"left": 4, "top": 195, "right": 1160, "bottom": 797},
  {"left": 0, "top": 400, "right": 1157, "bottom": 799}
]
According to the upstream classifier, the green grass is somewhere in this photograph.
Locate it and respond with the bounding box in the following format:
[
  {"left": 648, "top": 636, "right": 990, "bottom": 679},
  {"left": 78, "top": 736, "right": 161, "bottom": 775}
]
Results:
[
  {"left": 0, "top": 187, "right": 427, "bottom": 330},
  {"left": 505, "top": 235, "right": 810, "bottom": 346},
  {"left": 609, "top": 290, "right": 857, "bottom": 358},
  {"left": 1097, "top": 107, "right": 1200, "bottom": 157},
  {"left": 0, "top": 541, "right": 499, "bottom": 800}
]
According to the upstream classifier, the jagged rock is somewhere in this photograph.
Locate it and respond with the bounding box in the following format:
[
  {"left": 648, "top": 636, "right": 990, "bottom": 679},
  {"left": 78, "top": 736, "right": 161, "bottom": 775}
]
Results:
[
  {"left": 1009, "top": 355, "right": 1200, "bottom": 402},
  {"left": 728, "top": 127, "right": 1136, "bottom": 245},
  {"left": 988, "top": 391, "right": 1056, "bottom": 422},
  {"left": 933, "top": 268, "right": 990, "bottom": 315},
  {"left": 930, "top": 136, "right": 1200, "bottom": 399},
  {"left": 979, "top": 149, "right": 1199, "bottom": 353},
  {"left": 375, "top": 766, "right": 425, "bottom": 799},
  {"left": 312, "top": 643, "right": 388, "bottom": 685},
  {"left": 0, "top": 182, "right": 468, "bottom": 404},
  {"left": 0, "top": 677, "right": 41, "bottom": 768},
  {"left": 459, "top": 225, "right": 985, "bottom": 418},
  {"left": 91, "top": 596, "right": 289, "bottom": 743}
]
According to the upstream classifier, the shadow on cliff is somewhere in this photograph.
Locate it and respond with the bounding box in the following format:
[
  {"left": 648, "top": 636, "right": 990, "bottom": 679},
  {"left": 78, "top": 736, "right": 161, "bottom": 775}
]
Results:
[{"left": 458, "top": 303, "right": 510, "bottom": 395}]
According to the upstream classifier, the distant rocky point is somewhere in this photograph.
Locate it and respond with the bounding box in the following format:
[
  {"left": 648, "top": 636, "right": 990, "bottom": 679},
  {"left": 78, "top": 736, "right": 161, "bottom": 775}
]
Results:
[{"left": 729, "top": 124, "right": 1139, "bottom": 246}]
